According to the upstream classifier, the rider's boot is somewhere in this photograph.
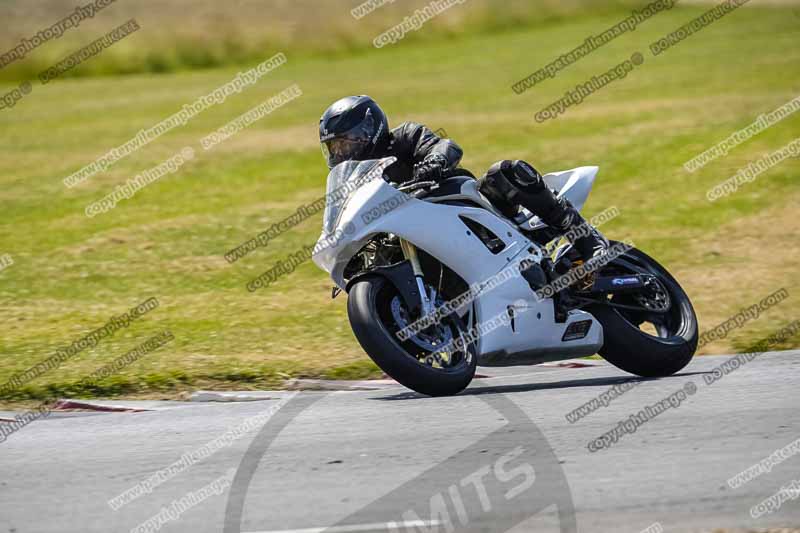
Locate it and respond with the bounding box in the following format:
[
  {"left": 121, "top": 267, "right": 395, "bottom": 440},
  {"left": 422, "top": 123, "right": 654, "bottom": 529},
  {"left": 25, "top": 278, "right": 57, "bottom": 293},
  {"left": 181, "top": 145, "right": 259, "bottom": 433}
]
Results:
[{"left": 538, "top": 196, "right": 608, "bottom": 263}]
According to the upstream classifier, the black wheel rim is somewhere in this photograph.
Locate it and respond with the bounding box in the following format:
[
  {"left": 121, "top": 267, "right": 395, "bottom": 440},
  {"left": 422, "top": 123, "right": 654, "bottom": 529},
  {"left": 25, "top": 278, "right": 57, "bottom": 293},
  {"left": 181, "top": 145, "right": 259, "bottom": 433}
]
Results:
[
  {"left": 602, "top": 252, "right": 691, "bottom": 342},
  {"left": 374, "top": 281, "right": 472, "bottom": 373}
]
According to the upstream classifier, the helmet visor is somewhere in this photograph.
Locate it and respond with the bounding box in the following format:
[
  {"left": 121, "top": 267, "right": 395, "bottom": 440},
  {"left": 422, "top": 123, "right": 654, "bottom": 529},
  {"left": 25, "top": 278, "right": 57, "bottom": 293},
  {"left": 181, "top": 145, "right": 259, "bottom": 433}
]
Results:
[{"left": 321, "top": 136, "right": 371, "bottom": 169}]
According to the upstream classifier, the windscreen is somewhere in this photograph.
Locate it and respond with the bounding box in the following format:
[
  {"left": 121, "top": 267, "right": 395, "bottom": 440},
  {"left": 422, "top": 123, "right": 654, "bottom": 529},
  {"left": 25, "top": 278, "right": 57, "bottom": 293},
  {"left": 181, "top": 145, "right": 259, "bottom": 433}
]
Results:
[{"left": 322, "top": 157, "right": 396, "bottom": 235}]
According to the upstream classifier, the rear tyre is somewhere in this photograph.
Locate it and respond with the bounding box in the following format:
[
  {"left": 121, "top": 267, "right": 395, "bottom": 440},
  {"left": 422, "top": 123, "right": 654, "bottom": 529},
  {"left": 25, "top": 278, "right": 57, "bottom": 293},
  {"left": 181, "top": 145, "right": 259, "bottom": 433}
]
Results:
[
  {"left": 347, "top": 276, "right": 476, "bottom": 396},
  {"left": 589, "top": 245, "right": 698, "bottom": 377}
]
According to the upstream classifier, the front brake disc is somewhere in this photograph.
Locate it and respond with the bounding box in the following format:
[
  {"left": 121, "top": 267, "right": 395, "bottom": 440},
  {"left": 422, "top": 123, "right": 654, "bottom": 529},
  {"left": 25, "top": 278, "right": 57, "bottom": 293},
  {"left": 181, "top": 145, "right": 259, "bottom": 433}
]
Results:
[{"left": 390, "top": 296, "right": 454, "bottom": 355}]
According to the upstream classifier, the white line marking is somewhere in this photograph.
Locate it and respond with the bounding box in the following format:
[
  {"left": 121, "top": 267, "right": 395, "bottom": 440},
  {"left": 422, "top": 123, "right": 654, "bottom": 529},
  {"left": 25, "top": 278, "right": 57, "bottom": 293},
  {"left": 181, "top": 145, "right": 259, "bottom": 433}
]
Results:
[{"left": 245, "top": 520, "right": 441, "bottom": 533}]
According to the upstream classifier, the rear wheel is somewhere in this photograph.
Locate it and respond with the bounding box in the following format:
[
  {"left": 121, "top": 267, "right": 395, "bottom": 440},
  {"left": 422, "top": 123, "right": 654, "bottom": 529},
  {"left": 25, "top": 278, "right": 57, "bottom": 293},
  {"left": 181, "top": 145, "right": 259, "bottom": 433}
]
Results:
[
  {"left": 347, "top": 276, "right": 476, "bottom": 396},
  {"left": 588, "top": 244, "right": 698, "bottom": 377}
]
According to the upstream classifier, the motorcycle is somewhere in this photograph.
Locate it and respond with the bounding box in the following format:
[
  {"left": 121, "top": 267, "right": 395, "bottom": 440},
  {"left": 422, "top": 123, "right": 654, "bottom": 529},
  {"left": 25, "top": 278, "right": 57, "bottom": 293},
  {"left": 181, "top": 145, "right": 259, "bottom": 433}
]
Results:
[{"left": 312, "top": 157, "right": 698, "bottom": 396}]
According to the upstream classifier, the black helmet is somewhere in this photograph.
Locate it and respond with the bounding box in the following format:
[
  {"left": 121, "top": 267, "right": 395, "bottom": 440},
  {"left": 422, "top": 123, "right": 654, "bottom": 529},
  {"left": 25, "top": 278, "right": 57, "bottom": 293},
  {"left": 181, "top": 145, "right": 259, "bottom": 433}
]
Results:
[{"left": 319, "top": 95, "right": 389, "bottom": 169}]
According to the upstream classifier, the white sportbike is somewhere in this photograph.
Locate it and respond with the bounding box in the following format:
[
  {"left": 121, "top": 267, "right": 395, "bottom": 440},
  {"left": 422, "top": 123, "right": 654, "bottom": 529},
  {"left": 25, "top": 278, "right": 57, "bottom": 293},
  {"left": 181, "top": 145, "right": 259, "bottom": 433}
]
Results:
[{"left": 313, "top": 157, "right": 698, "bottom": 396}]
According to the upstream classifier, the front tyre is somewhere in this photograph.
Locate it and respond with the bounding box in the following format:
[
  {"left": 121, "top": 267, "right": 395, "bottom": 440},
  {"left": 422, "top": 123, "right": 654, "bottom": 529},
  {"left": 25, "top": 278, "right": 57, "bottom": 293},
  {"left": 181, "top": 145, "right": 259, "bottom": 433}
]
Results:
[
  {"left": 347, "top": 276, "right": 476, "bottom": 396},
  {"left": 589, "top": 245, "right": 698, "bottom": 377}
]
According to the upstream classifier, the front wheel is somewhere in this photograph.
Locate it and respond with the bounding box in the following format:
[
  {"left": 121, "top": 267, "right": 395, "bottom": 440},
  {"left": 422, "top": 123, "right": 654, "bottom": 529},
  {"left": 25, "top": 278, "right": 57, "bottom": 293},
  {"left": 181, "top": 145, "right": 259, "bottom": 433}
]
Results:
[
  {"left": 588, "top": 244, "right": 698, "bottom": 377},
  {"left": 347, "top": 276, "right": 476, "bottom": 396}
]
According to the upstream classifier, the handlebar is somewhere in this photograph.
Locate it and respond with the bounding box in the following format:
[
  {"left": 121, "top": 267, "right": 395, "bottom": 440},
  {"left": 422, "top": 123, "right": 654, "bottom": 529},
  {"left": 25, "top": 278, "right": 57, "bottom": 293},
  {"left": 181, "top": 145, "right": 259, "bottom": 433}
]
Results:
[{"left": 397, "top": 180, "right": 438, "bottom": 193}]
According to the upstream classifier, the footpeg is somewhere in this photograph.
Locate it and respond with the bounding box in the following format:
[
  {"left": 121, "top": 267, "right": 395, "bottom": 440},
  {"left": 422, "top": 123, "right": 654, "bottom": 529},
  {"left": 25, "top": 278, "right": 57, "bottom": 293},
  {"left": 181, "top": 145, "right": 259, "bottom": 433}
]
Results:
[{"left": 519, "top": 259, "right": 548, "bottom": 292}]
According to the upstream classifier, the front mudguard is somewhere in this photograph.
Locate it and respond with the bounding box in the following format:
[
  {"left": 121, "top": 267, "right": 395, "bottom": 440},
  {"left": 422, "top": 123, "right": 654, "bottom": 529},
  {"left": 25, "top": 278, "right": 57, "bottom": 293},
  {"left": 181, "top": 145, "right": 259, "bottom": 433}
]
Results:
[{"left": 345, "top": 261, "right": 422, "bottom": 315}]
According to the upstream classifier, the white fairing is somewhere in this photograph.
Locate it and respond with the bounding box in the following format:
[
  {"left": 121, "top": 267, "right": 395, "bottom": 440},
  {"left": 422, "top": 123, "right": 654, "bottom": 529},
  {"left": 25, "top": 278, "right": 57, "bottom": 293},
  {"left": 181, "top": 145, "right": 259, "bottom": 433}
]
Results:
[
  {"left": 545, "top": 166, "right": 599, "bottom": 211},
  {"left": 312, "top": 159, "right": 604, "bottom": 366}
]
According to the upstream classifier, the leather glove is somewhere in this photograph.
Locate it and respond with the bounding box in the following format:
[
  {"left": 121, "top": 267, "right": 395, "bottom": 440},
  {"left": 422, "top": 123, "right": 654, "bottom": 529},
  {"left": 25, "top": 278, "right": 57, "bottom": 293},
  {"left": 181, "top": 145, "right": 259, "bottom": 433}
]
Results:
[{"left": 412, "top": 153, "right": 448, "bottom": 182}]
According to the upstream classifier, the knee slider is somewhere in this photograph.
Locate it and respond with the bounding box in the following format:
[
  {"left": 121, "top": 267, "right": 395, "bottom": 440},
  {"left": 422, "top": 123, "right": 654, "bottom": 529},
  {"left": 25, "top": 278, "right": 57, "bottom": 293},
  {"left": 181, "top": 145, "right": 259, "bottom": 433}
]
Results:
[
  {"left": 478, "top": 160, "right": 546, "bottom": 219},
  {"left": 509, "top": 160, "right": 544, "bottom": 190}
]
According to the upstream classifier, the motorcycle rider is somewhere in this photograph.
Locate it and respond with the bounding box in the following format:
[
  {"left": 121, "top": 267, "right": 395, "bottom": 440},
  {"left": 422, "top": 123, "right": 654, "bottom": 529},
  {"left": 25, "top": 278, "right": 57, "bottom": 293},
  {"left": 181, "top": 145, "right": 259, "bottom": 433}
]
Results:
[{"left": 319, "top": 95, "right": 607, "bottom": 263}]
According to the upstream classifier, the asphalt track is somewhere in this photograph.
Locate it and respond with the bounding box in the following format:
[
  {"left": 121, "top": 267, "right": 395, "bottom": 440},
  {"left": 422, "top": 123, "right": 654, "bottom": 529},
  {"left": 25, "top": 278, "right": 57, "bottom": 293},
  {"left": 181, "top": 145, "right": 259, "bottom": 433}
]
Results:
[{"left": 1, "top": 351, "right": 799, "bottom": 533}]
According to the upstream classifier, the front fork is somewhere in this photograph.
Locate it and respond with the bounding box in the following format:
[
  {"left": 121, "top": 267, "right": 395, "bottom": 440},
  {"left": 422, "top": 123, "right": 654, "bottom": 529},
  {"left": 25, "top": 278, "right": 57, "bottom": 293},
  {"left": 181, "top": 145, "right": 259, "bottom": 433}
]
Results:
[{"left": 399, "top": 239, "right": 435, "bottom": 317}]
